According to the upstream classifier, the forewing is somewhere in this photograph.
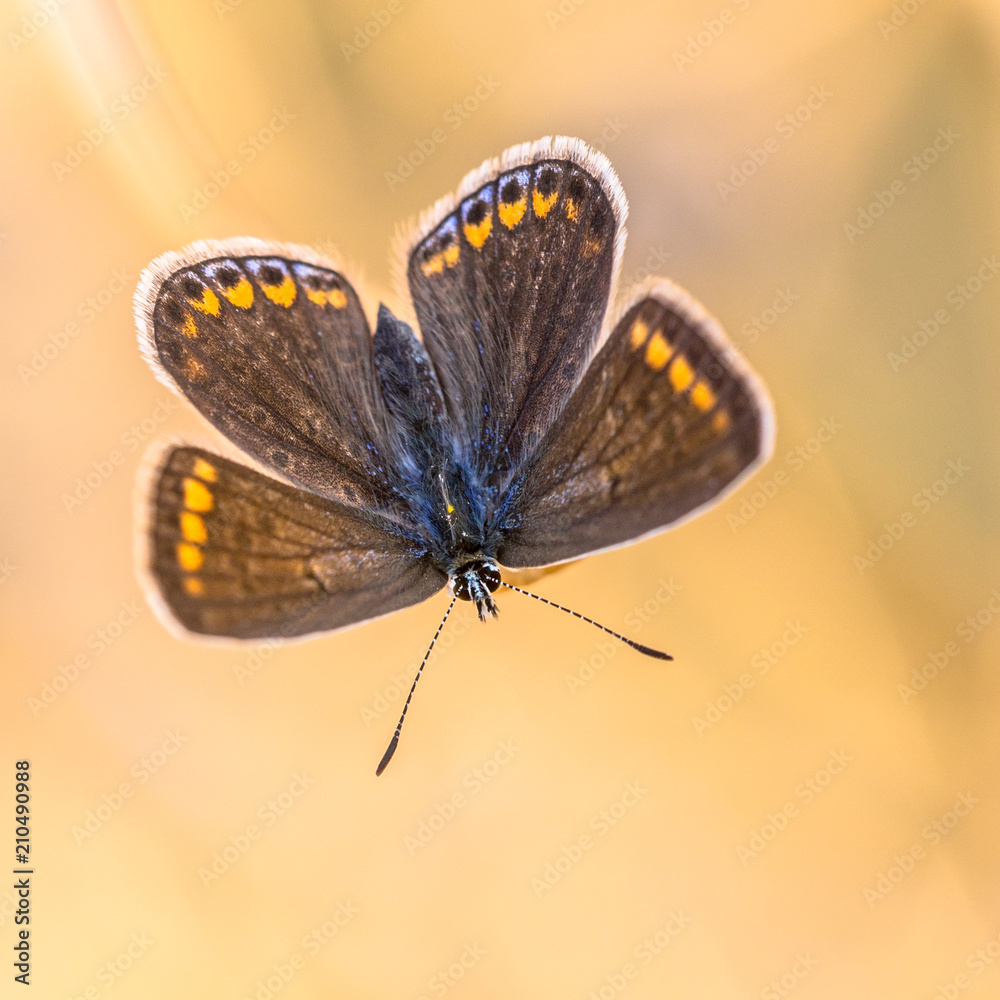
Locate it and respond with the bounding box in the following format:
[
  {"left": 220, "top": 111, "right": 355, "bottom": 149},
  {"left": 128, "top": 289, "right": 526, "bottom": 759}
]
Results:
[
  {"left": 496, "top": 282, "right": 774, "bottom": 568},
  {"left": 136, "top": 239, "right": 401, "bottom": 510},
  {"left": 142, "top": 446, "right": 447, "bottom": 640},
  {"left": 404, "top": 137, "right": 625, "bottom": 484}
]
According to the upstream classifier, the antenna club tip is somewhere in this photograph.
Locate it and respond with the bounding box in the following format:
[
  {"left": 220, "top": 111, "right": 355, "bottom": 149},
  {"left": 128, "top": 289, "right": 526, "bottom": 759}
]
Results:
[
  {"left": 631, "top": 642, "right": 673, "bottom": 660},
  {"left": 375, "top": 735, "right": 399, "bottom": 776}
]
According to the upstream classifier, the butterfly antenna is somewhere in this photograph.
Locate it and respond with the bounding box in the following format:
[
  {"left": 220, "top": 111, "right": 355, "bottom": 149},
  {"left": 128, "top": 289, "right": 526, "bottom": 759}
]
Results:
[
  {"left": 500, "top": 583, "right": 672, "bottom": 660},
  {"left": 376, "top": 595, "right": 457, "bottom": 776}
]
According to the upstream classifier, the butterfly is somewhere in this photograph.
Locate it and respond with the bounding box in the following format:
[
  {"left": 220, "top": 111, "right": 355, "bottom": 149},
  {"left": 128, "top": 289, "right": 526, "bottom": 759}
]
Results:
[{"left": 134, "top": 136, "right": 774, "bottom": 772}]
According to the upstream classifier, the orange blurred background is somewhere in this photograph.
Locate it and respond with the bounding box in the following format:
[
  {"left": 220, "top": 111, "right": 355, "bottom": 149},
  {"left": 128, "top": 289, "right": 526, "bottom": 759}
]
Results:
[{"left": 3, "top": 1, "right": 1000, "bottom": 998}]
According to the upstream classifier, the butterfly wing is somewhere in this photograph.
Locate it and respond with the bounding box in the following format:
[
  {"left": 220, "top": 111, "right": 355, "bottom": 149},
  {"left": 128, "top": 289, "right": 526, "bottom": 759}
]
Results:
[
  {"left": 495, "top": 282, "right": 774, "bottom": 568},
  {"left": 403, "top": 137, "right": 624, "bottom": 487},
  {"left": 141, "top": 446, "right": 447, "bottom": 640},
  {"left": 135, "top": 238, "right": 405, "bottom": 512}
]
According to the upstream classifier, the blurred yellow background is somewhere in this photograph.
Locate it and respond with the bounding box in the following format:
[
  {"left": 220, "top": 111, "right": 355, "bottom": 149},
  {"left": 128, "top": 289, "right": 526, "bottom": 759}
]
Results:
[{"left": 3, "top": 1, "right": 1000, "bottom": 997}]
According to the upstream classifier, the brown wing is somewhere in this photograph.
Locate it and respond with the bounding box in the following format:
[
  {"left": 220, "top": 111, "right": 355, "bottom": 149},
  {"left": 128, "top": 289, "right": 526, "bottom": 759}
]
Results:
[
  {"left": 136, "top": 239, "right": 406, "bottom": 513},
  {"left": 141, "top": 446, "right": 447, "bottom": 640},
  {"left": 404, "top": 138, "right": 624, "bottom": 486},
  {"left": 496, "top": 281, "right": 774, "bottom": 568}
]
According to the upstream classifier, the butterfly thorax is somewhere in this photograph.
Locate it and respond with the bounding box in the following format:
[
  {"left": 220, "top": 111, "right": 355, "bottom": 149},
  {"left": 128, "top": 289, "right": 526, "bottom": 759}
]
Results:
[{"left": 373, "top": 304, "right": 504, "bottom": 600}]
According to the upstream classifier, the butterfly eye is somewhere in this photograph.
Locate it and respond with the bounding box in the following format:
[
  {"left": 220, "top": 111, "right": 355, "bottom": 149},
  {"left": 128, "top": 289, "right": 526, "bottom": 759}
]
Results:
[
  {"left": 476, "top": 560, "right": 501, "bottom": 593},
  {"left": 452, "top": 560, "right": 501, "bottom": 600}
]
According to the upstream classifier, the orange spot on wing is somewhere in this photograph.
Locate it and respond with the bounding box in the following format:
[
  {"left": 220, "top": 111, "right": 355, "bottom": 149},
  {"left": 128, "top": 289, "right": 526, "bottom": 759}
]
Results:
[
  {"left": 182, "top": 314, "right": 198, "bottom": 338},
  {"left": 183, "top": 477, "right": 213, "bottom": 512},
  {"left": 193, "top": 458, "right": 217, "bottom": 482},
  {"left": 712, "top": 410, "right": 731, "bottom": 433},
  {"left": 306, "top": 285, "right": 347, "bottom": 307},
  {"left": 183, "top": 577, "right": 204, "bottom": 596},
  {"left": 420, "top": 247, "right": 459, "bottom": 276},
  {"left": 669, "top": 354, "right": 695, "bottom": 393},
  {"left": 262, "top": 275, "right": 297, "bottom": 307},
  {"left": 189, "top": 287, "right": 220, "bottom": 316},
  {"left": 421, "top": 254, "right": 444, "bottom": 277},
  {"left": 645, "top": 332, "right": 672, "bottom": 371},
  {"left": 629, "top": 320, "right": 649, "bottom": 351},
  {"left": 176, "top": 542, "right": 203, "bottom": 572},
  {"left": 464, "top": 214, "right": 492, "bottom": 249},
  {"left": 690, "top": 380, "right": 717, "bottom": 412},
  {"left": 184, "top": 356, "right": 204, "bottom": 379},
  {"left": 498, "top": 196, "right": 527, "bottom": 229},
  {"left": 583, "top": 237, "right": 602, "bottom": 258},
  {"left": 533, "top": 188, "right": 558, "bottom": 218},
  {"left": 564, "top": 197, "right": 580, "bottom": 221},
  {"left": 180, "top": 511, "right": 207, "bottom": 544},
  {"left": 223, "top": 277, "right": 253, "bottom": 309}
]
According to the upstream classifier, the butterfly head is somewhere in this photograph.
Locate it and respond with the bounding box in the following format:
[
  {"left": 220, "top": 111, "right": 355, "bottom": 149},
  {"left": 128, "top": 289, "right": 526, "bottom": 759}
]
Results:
[{"left": 451, "top": 558, "right": 501, "bottom": 621}]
